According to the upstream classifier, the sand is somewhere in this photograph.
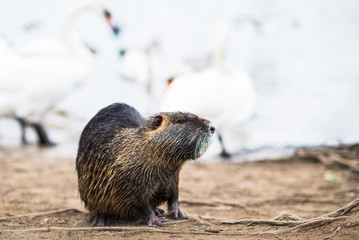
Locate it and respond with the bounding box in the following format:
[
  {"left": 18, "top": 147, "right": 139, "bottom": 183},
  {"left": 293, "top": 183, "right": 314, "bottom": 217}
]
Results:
[{"left": 0, "top": 145, "right": 358, "bottom": 239}]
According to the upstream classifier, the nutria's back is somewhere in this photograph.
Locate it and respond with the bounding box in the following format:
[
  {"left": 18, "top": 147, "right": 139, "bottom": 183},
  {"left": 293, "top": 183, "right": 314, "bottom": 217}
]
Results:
[
  {"left": 77, "top": 103, "right": 145, "bottom": 151},
  {"left": 76, "top": 102, "right": 215, "bottom": 226}
]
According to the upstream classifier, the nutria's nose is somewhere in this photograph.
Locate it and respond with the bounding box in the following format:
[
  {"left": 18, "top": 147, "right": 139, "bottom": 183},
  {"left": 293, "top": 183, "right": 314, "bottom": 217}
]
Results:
[{"left": 209, "top": 125, "right": 216, "bottom": 134}]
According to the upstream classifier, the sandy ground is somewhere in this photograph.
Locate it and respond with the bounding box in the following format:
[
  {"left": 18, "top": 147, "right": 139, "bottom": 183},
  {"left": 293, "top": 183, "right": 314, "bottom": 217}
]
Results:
[{"left": 0, "top": 145, "right": 358, "bottom": 239}]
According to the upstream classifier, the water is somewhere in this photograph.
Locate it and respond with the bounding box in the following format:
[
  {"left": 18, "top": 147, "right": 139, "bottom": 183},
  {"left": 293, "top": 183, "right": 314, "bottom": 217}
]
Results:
[{"left": 0, "top": 0, "right": 359, "bottom": 160}]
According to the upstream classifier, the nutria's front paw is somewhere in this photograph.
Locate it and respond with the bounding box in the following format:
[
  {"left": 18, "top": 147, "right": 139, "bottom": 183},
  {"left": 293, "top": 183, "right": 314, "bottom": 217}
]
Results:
[
  {"left": 169, "top": 204, "right": 186, "bottom": 220},
  {"left": 148, "top": 216, "right": 168, "bottom": 227}
]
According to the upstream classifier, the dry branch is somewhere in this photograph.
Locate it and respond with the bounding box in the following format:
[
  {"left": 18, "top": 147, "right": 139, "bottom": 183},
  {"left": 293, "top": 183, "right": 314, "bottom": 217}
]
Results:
[
  {"left": 1, "top": 198, "right": 358, "bottom": 237},
  {"left": 186, "top": 214, "right": 212, "bottom": 226},
  {"left": 322, "top": 197, "right": 359, "bottom": 218},
  {"left": 0, "top": 208, "right": 81, "bottom": 221},
  {"left": 273, "top": 216, "right": 347, "bottom": 234},
  {"left": 0, "top": 225, "right": 247, "bottom": 236},
  {"left": 0, "top": 226, "right": 159, "bottom": 233},
  {"left": 221, "top": 219, "right": 304, "bottom": 226},
  {"left": 219, "top": 198, "right": 359, "bottom": 231},
  {"left": 180, "top": 199, "right": 246, "bottom": 209}
]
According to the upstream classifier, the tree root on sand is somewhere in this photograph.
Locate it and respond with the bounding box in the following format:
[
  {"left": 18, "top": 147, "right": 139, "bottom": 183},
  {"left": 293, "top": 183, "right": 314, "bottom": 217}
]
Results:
[{"left": 0, "top": 198, "right": 358, "bottom": 237}]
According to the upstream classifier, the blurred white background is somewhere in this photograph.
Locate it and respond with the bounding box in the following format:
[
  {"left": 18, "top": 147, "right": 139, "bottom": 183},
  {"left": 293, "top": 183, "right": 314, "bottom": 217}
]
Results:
[{"left": 0, "top": 0, "right": 358, "bottom": 160}]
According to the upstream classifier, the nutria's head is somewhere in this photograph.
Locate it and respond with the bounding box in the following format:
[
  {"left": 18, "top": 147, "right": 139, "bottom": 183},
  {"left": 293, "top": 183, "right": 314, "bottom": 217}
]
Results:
[{"left": 140, "top": 112, "right": 215, "bottom": 163}]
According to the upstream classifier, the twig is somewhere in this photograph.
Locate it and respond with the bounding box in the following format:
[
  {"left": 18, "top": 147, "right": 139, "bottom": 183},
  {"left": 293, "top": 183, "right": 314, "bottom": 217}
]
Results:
[
  {"left": 180, "top": 199, "right": 246, "bottom": 209},
  {"left": 273, "top": 216, "right": 347, "bottom": 234},
  {"left": 197, "top": 215, "right": 228, "bottom": 221},
  {"left": 163, "top": 219, "right": 188, "bottom": 225},
  {"left": 324, "top": 225, "right": 342, "bottom": 240},
  {"left": 274, "top": 235, "right": 283, "bottom": 240},
  {"left": 0, "top": 208, "right": 82, "bottom": 221},
  {"left": 2, "top": 222, "right": 357, "bottom": 237},
  {"left": 220, "top": 219, "right": 304, "bottom": 226},
  {"left": 324, "top": 221, "right": 359, "bottom": 240},
  {"left": 0, "top": 226, "right": 247, "bottom": 236},
  {"left": 1, "top": 199, "right": 358, "bottom": 238},
  {"left": 186, "top": 214, "right": 212, "bottom": 226},
  {"left": 321, "top": 198, "right": 359, "bottom": 218},
  {"left": 248, "top": 198, "right": 340, "bottom": 207},
  {"left": 219, "top": 198, "right": 359, "bottom": 231},
  {"left": 265, "top": 199, "right": 359, "bottom": 236},
  {"left": 0, "top": 226, "right": 159, "bottom": 233}
]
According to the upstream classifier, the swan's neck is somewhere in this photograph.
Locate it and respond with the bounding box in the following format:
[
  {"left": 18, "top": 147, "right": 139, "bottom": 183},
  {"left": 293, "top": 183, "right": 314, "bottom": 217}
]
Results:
[
  {"left": 212, "top": 22, "right": 230, "bottom": 73},
  {"left": 60, "top": 5, "right": 93, "bottom": 59}
]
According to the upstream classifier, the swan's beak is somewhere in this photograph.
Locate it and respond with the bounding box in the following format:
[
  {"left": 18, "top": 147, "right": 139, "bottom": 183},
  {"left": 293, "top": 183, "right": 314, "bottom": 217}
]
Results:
[
  {"left": 167, "top": 78, "right": 174, "bottom": 88},
  {"left": 104, "top": 10, "right": 120, "bottom": 36}
]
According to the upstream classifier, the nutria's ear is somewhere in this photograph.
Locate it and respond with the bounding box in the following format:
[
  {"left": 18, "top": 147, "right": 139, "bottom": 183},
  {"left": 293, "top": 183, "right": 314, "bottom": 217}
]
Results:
[{"left": 151, "top": 115, "right": 163, "bottom": 130}]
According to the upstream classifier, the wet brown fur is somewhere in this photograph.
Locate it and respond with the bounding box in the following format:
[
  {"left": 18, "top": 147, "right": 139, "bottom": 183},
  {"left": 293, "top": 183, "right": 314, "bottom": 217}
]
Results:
[{"left": 76, "top": 103, "right": 214, "bottom": 224}]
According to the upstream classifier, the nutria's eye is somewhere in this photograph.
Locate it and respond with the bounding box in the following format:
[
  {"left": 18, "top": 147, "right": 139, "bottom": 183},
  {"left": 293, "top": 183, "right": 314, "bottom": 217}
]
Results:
[{"left": 176, "top": 119, "right": 186, "bottom": 124}]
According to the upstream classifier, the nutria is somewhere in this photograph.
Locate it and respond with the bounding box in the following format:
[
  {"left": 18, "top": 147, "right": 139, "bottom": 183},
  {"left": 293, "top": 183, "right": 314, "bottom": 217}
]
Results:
[{"left": 76, "top": 103, "right": 215, "bottom": 227}]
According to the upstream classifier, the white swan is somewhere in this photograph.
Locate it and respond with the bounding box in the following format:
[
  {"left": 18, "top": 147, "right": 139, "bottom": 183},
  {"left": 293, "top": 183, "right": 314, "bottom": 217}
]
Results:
[
  {"left": 0, "top": 0, "right": 119, "bottom": 147},
  {"left": 13, "top": 0, "right": 119, "bottom": 58},
  {"left": 161, "top": 21, "right": 256, "bottom": 158}
]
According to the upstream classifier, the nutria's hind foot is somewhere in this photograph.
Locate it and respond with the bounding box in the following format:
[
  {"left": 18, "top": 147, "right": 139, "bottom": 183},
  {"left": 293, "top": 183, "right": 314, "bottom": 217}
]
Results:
[
  {"left": 88, "top": 214, "right": 112, "bottom": 226},
  {"left": 148, "top": 216, "right": 168, "bottom": 227},
  {"left": 147, "top": 206, "right": 168, "bottom": 227},
  {"left": 168, "top": 203, "right": 186, "bottom": 220}
]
